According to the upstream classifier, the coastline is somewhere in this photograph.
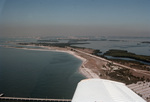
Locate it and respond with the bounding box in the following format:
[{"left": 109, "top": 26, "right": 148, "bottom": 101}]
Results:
[
  {"left": 62, "top": 50, "right": 100, "bottom": 79},
  {"left": 4, "top": 45, "right": 150, "bottom": 101},
  {"left": 6, "top": 45, "right": 150, "bottom": 80},
  {"left": 9, "top": 45, "right": 99, "bottom": 79}
]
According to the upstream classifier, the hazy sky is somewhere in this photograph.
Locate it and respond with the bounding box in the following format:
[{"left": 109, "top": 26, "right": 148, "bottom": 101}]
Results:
[{"left": 0, "top": 0, "right": 150, "bottom": 37}]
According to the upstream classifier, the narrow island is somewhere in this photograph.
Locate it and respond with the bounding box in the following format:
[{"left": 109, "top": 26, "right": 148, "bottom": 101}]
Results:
[{"left": 104, "top": 49, "right": 150, "bottom": 63}]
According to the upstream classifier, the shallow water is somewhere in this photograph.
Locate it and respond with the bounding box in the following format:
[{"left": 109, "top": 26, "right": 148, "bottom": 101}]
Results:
[{"left": 0, "top": 47, "right": 85, "bottom": 99}]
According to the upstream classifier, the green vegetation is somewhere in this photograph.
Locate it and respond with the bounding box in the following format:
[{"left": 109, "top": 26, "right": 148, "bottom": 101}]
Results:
[
  {"left": 108, "top": 68, "right": 145, "bottom": 85},
  {"left": 92, "top": 49, "right": 102, "bottom": 55},
  {"left": 104, "top": 49, "right": 150, "bottom": 63},
  {"left": 109, "top": 59, "right": 150, "bottom": 71}
]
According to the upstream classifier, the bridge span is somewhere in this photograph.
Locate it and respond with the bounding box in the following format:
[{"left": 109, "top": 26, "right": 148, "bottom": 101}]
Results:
[{"left": 0, "top": 97, "right": 72, "bottom": 102}]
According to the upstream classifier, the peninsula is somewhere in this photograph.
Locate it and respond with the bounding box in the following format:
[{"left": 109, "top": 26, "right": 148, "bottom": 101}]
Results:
[{"left": 18, "top": 42, "right": 150, "bottom": 101}]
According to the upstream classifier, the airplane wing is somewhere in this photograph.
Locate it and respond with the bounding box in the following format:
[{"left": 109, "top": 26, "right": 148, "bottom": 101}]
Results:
[{"left": 72, "top": 79, "right": 146, "bottom": 102}]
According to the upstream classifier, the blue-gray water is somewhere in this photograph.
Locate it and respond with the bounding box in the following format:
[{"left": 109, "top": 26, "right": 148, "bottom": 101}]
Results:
[
  {"left": 73, "top": 36, "right": 150, "bottom": 56},
  {"left": 0, "top": 47, "right": 85, "bottom": 99},
  {"left": 74, "top": 37, "right": 150, "bottom": 65}
]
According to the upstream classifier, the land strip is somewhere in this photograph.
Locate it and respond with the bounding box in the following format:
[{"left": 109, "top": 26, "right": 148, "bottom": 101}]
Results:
[{"left": 17, "top": 43, "right": 150, "bottom": 101}]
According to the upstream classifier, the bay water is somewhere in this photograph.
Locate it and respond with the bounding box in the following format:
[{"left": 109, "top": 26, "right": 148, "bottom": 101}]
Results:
[
  {"left": 0, "top": 47, "right": 85, "bottom": 99},
  {"left": 0, "top": 36, "right": 149, "bottom": 100}
]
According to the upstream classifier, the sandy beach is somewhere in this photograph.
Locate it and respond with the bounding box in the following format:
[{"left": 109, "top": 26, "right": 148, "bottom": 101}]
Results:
[
  {"left": 11, "top": 45, "right": 100, "bottom": 79},
  {"left": 9, "top": 45, "right": 150, "bottom": 101},
  {"left": 12, "top": 45, "right": 150, "bottom": 80},
  {"left": 23, "top": 45, "right": 101, "bottom": 79},
  {"left": 61, "top": 50, "right": 100, "bottom": 78}
]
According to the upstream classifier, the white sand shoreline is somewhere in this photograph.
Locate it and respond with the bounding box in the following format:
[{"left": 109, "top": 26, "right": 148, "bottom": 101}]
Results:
[
  {"left": 38, "top": 46, "right": 100, "bottom": 78},
  {"left": 8, "top": 45, "right": 99, "bottom": 79},
  {"left": 4, "top": 45, "right": 150, "bottom": 101},
  {"left": 41, "top": 46, "right": 100, "bottom": 79}
]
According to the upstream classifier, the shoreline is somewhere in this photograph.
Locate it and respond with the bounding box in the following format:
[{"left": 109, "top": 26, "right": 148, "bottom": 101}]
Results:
[
  {"left": 3, "top": 45, "right": 150, "bottom": 101},
  {"left": 7, "top": 45, "right": 99, "bottom": 79},
  {"left": 5, "top": 45, "right": 150, "bottom": 80},
  {"left": 62, "top": 50, "right": 100, "bottom": 78}
]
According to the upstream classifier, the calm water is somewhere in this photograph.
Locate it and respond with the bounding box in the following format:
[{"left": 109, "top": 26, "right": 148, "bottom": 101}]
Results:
[
  {"left": 0, "top": 36, "right": 150, "bottom": 100},
  {"left": 0, "top": 47, "right": 85, "bottom": 99},
  {"left": 74, "top": 36, "right": 150, "bottom": 56},
  {"left": 74, "top": 37, "right": 150, "bottom": 65}
]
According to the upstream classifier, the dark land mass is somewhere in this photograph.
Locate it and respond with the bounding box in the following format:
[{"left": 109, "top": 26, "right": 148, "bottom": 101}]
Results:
[
  {"left": 19, "top": 42, "right": 90, "bottom": 48},
  {"left": 66, "top": 39, "right": 107, "bottom": 43},
  {"left": 37, "top": 39, "right": 59, "bottom": 42},
  {"left": 86, "top": 39, "right": 107, "bottom": 41},
  {"left": 104, "top": 49, "right": 150, "bottom": 63},
  {"left": 141, "top": 41, "right": 150, "bottom": 44},
  {"left": 108, "top": 40, "right": 126, "bottom": 42}
]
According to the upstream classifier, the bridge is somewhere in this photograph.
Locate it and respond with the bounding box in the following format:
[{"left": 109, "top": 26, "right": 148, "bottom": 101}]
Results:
[{"left": 0, "top": 97, "right": 72, "bottom": 102}]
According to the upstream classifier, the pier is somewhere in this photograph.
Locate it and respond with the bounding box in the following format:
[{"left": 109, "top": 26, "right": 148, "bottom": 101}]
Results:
[{"left": 0, "top": 97, "right": 72, "bottom": 102}]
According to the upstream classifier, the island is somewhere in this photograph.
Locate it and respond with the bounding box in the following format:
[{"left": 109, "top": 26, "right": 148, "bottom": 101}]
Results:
[{"left": 104, "top": 49, "right": 150, "bottom": 63}]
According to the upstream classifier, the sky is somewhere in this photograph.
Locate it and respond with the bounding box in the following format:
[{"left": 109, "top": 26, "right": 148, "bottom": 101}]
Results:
[{"left": 0, "top": 0, "right": 150, "bottom": 37}]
